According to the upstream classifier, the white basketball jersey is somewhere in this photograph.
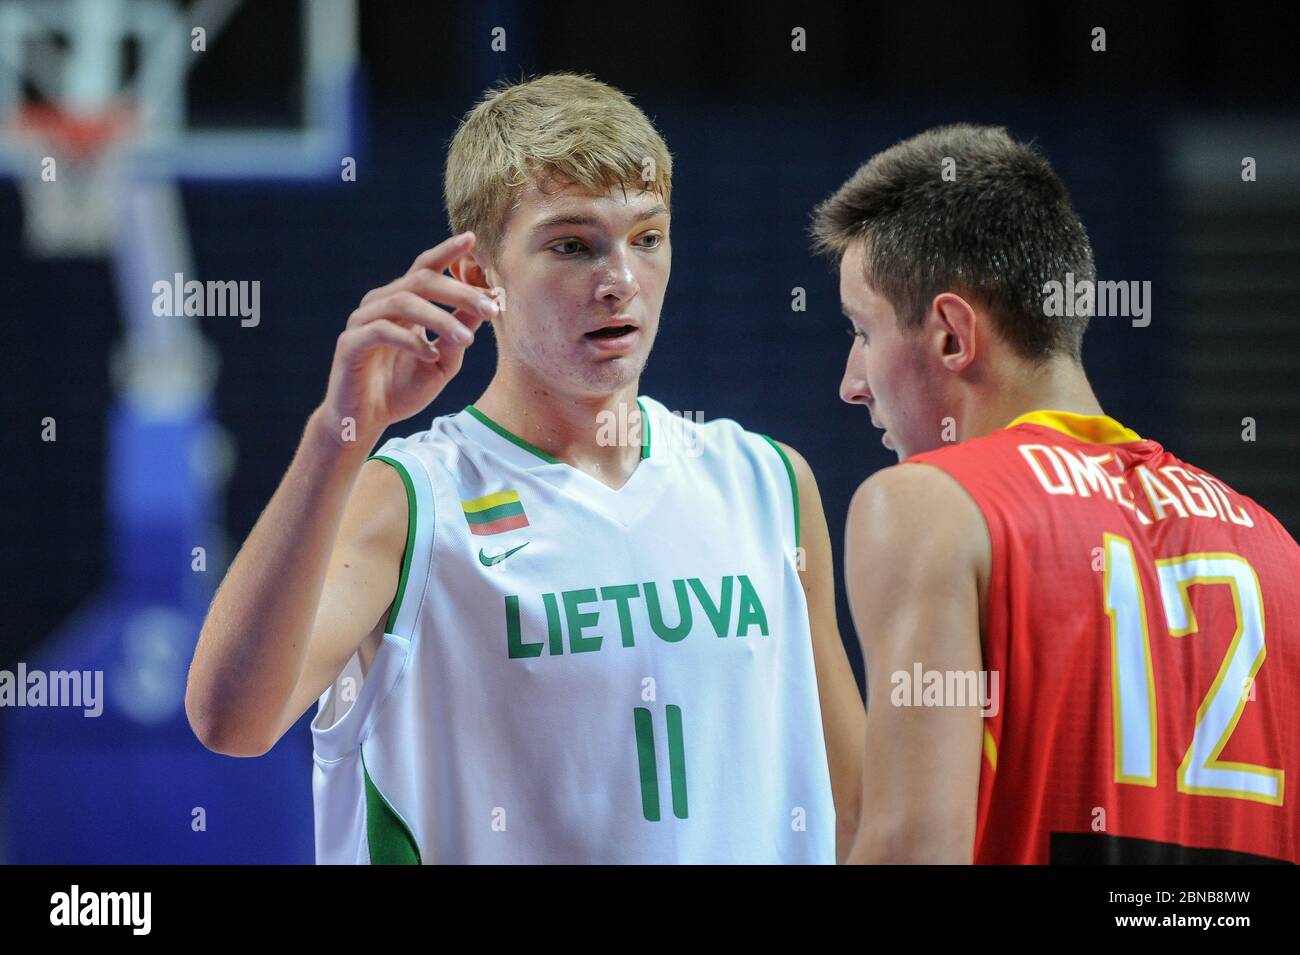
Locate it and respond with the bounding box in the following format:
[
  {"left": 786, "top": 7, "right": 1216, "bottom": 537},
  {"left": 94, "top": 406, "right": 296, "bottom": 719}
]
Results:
[{"left": 311, "top": 395, "right": 835, "bottom": 863}]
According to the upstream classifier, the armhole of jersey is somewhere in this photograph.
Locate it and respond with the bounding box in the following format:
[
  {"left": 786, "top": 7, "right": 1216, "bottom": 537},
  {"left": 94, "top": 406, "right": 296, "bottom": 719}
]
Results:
[
  {"left": 309, "top": 446, "right": 433, "bottom": 763},
  {"left": 903, "top": 458, "right": 1001, "bottom": 776},
  {"left": 757, "top": 434, "right": 801, "bottom": 550},
  {"left": 366, "top": 448, "right": 436, "bottom": 639}
]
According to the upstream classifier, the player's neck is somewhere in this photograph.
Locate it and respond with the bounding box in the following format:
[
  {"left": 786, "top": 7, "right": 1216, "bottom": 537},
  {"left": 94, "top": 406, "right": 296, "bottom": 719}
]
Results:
[
  {"left": 962, "top": 356, "right": 1104, "bottom": 440},
  {"left": 472, "top": 370, "right": 646, "bottom": 490}
]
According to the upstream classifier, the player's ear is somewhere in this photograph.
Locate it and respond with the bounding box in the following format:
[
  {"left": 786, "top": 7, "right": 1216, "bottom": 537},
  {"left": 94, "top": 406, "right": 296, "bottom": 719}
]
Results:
[
  {"left": 932, "top": 292, "right": 977, "bottom": 373},
  {"left": 448, "top": 247, "right": 494, "bottom": 291}
]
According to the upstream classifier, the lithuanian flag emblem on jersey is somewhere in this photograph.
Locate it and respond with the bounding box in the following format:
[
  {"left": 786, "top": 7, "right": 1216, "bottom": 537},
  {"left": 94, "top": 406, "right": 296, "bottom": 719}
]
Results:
[{"left": 462, "top": 490, "right": 530, "bottom": 536}]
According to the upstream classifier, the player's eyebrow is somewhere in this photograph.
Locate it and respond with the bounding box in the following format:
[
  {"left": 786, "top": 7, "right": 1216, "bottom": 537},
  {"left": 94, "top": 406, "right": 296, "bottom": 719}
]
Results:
[
  {"left": 530, "top": 204, "right": 668, "bottom": 234},
  {"left": 840, "top": 302, "right": 857, "bottom": 321}
]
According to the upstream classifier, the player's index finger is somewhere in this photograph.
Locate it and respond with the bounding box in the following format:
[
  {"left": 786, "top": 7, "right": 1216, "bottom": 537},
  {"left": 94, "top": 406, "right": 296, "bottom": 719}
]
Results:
[{"left": 407, "top": 232, "right": 475, "bottom": 276}]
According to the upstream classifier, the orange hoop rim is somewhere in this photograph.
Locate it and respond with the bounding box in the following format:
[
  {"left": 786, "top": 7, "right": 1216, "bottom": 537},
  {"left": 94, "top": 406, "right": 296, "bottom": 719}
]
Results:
[{"left": 12, "top": 103, "right": 136, "bottom": 162}]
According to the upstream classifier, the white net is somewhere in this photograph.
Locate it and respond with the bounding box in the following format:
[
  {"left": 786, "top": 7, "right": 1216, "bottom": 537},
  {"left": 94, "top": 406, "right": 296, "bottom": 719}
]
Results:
[{"left": 10, "top": 110, "right": 132, "bottom": 257}]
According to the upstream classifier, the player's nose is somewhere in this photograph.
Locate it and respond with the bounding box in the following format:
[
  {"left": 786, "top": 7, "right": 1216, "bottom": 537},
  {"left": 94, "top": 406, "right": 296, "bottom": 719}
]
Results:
[
  {"left": 840, "top": 354, "right": 871, "bottom": 406},
  {"left": 595, "top": 249, "right": 639, "bottom": 304}
]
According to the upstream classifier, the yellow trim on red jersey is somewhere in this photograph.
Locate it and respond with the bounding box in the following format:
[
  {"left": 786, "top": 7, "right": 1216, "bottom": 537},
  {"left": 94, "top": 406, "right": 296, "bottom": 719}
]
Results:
[
  {"left": 983, "top": 727, "right": 998, "bottom": 772},
  {"left": 1006, "top": 409, "right": 1143, "bottom": 445}
]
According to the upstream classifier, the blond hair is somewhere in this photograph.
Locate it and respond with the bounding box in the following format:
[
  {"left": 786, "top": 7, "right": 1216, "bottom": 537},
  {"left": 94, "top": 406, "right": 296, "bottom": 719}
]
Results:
[{"left": 445, "top": 72, "right": 673, "bottom": 261}]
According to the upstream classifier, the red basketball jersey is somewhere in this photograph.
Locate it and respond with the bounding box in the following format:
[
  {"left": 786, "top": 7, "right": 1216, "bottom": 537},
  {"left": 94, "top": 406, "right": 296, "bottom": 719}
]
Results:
[{"left": 909, "top": 410, "right": 1300, "bottom": 864}]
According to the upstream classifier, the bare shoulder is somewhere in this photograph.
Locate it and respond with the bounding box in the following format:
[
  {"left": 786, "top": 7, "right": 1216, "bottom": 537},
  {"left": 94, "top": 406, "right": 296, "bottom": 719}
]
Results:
[
  {"left": 846, "top": 462, "right": 990, "bottom": 590},
  {"left": 769, "top": 438, "right": 815, "bottom": 487},
  {"left": 345, "top": 456, "right": 412, "bottom": 571},
  {"left": 849, "top": 462, "right": 983, "bottom": 537},
  {"left": 356, "top": 451, "right": 410, "bottom": 502}
]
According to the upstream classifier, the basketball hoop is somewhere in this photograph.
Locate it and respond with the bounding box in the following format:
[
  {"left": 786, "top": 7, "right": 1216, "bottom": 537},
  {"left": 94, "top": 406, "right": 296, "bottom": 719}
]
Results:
[{"left": 8, "top": 103, "right": 136, "bottom": 258}]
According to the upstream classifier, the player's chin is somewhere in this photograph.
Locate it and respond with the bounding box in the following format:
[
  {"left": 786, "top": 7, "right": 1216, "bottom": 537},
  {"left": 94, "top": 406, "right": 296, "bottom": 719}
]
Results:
[{"left": 574, "top": 355, "right": 648, "bottom": 394}]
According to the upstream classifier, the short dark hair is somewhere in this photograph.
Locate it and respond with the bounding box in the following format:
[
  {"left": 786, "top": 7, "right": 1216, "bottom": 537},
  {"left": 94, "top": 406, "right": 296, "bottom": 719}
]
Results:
[{"left": 810, "top": 124, "right": 1095, "bottom": 361}]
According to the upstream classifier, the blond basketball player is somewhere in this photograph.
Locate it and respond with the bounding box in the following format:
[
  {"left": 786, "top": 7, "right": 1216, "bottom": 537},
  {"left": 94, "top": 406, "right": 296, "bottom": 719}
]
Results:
[{"left": 186, "top": 74, "right": 864, "bottom": 864}]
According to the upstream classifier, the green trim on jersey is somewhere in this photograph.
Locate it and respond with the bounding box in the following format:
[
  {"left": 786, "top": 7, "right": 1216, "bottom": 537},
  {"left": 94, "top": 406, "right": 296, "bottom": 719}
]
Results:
[
  {"left": 759, "top": 436, "right": 801, "bottom": 549},
  {"left": 464, "top": 406, "right": 560, "bottom": 464},
  {"left": 465, "top": 400, "right": 653, "bottom": 462},
  {"left": 367, "top": 454, "right": 417, "bottom": 634},
  {"left": 636, "top": 398, "right": 651, "bottom": 459},
  {"left": 362, "top": 746, "right": 421, "bottom": 864}
]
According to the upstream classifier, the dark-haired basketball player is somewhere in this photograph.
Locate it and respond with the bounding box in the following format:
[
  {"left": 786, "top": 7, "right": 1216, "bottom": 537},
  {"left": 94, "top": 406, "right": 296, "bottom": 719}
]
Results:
[{"left": 814, "top": 124, "right": 1299, "bottom": 864}]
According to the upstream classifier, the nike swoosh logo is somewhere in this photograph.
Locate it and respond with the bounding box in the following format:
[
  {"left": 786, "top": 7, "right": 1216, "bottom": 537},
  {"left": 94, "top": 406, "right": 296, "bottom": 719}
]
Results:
[{"left": 479, "top": 541, "right": 530, "bottom": 567}]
